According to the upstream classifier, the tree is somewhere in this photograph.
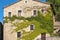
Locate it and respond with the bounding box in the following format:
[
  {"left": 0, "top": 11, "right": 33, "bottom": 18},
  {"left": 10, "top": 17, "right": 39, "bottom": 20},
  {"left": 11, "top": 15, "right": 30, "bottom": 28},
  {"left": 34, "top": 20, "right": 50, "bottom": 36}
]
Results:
[{"left": 46, "top": 0, "right": 60, "bottom": 21}]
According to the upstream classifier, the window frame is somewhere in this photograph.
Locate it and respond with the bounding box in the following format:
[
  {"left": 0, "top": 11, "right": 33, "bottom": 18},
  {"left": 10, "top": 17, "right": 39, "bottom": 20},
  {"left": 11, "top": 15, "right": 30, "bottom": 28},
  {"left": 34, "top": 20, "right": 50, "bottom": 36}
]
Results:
[
  {"left": 8, "top": 12, "right": 11, "bottom": 17},
  {"left": 18, "top": 10, "right": 22, "bottom": 16},
  {"left": 25, "top": 1, "right": 27, "bottom": 3},
  {"left": 41, "top": 8, "right": 45, "bottom": 13},
  {"left": 17, "top": 32, "right": 21, "bottom": 38},
  {"left": 33, "top": 10, "right": 37, "bottom": 16},
  {"left": 30, "top": 24, "right": 34, "bottom": 30}
]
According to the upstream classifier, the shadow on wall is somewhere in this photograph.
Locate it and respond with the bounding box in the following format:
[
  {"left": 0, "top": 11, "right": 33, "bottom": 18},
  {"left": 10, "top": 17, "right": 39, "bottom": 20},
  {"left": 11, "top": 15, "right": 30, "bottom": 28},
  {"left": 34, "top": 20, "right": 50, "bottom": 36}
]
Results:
[{"left": 0, "top": 22, "right": 3, "bottom": 40}]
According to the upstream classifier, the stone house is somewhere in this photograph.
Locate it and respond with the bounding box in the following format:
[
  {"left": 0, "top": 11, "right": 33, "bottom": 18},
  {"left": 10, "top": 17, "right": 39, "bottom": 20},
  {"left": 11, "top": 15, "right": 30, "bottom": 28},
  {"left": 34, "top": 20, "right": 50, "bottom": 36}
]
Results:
[
  {"left": 4, "top": 0, "right": 51, "bottom": 40},
  {"left": 4, "top": 0, "right": 50, "bottom": 17}
]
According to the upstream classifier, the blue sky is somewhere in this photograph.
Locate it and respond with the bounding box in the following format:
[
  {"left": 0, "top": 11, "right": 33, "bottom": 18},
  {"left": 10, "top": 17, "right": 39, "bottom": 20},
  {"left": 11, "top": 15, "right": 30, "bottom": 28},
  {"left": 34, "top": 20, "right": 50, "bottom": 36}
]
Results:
[{"left": 0, "top": 0, "right": 46, "bottom": 23}]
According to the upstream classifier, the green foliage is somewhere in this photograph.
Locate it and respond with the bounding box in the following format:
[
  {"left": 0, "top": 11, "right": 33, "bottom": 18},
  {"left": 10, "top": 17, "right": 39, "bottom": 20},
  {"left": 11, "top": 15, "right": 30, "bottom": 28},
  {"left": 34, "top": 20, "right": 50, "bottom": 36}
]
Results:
[
  {"left": 13, "top": 20, "right": 32, "bottom": 32},
  {"left": 4, "top": 15, "right": 25, "bottom": 22},
  {"left": 4, "top": 9, "right": 53, "bottom": 40},
  {"left": 25, "top": 11, "right": 53, "bottom": 33},
  {"left": 46, "top": 0, "right": 60, "bottom": 4},
  {"left": 4, "top": 16, "right": 8, "bottom": 23},
  {"left": 46, "top": 0, "right": 60, "bottom": 21},
  {"left": 4, "top": 20, "right": 8, "bottom": 23},
  {"left": 17, "top": 16, "right": 25, "bottom": 20},
  {"left": 9, "top": 15, "right": 17, "bottom": 21},
  {"left": 12, "top": 10, "right": 53, "bottom": 40}
]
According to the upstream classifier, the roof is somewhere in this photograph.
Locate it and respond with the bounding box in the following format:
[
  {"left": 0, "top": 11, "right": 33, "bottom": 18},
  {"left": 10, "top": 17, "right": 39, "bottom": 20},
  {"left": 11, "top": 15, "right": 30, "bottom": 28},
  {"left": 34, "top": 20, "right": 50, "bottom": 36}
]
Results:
[{"left": 4, "top": 0, "right": 50, "bottom": 8}]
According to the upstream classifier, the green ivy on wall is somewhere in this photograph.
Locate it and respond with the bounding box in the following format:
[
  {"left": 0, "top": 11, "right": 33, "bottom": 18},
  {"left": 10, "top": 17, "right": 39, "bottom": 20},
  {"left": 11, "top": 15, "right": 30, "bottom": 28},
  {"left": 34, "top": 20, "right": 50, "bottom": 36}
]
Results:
[{"left": 4, "top": 10, "right": 53, "bottom": 40}]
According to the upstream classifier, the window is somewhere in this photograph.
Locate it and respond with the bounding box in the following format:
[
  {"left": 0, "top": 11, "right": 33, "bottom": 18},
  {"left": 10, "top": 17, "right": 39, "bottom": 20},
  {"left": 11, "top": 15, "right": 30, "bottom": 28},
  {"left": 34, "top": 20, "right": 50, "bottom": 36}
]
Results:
[
  {"left": 18, "top": 10, "right": 22, "bottom": 16},
  {"left": 41, "top": 8, "right": 45, "bottom": 13},
  {"left": 17, "top": 32, "right": 21, "bottom": 38},
  {"left": 33, "top": 10, "right": 37, "bottom": 16},
  {"left": 30, "top": 24, "right": 34, "bottom": 30},
  {"left": 25, "top": 1, "right": 27, "bottom": 3},
  {"left": 41, "top": 33, "right": 46, "bottom": 40},
  {"left": 8, "top": 12, "right": 11, "bottom": 17}
]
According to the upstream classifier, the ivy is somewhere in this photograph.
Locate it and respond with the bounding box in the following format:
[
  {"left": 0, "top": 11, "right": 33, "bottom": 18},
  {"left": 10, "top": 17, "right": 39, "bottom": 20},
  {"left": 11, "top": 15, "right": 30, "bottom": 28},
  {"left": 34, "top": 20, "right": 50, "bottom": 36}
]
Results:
[{"left": 4, "top": 10, "right": 53, "bottom": 40}]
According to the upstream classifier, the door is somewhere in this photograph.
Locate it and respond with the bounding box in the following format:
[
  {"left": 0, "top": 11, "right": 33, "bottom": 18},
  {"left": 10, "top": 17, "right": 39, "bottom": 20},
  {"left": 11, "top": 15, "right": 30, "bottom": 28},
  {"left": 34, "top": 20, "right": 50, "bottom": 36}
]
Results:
[{"left": 41, "top": 33, "right": 46, "bottom": 40}]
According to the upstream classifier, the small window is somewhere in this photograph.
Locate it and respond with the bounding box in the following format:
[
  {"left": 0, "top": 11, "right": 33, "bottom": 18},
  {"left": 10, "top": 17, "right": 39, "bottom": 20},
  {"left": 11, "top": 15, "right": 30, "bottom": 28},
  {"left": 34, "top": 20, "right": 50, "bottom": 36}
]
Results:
[
  {"left": 25, "top": 1, "right": 27, "bottom": 3},
  {"left": 18, "top": 10, "right": 21, "bottom": 13},
  {"left": 8, "top": 12, "right": 11, "bottom": 17},
  {"left": 18, "top": 10, "right": 22, "bottom": 16},
  {"left": 33, "top": 10, "right": 37, "bottom": 16},
  {"left": 17, "top": 32, "right": 21, "bottom": 38},
  {"left": 30, "top": 24, "right": 34, "bottom": 30},
  {"left": 41, "top": 8, "right": 45, "bottom": 13}
]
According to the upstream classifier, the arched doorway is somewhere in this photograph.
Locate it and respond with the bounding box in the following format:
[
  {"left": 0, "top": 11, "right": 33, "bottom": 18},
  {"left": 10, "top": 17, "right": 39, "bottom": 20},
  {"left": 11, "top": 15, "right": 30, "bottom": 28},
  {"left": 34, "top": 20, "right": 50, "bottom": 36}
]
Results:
[{"left": 0, "top": 22, "right": 3, "bottom": 40}]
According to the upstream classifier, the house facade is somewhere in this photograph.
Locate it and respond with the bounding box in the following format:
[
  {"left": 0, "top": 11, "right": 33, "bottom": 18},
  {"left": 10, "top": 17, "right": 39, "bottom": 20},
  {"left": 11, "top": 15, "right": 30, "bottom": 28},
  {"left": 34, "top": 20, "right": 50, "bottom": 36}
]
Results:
[
  {"left": 4, "top": 0, "right": 50, "bottom": 17},
  {"left": 4, "top": 0, "right": 51, "bottom": 40}
]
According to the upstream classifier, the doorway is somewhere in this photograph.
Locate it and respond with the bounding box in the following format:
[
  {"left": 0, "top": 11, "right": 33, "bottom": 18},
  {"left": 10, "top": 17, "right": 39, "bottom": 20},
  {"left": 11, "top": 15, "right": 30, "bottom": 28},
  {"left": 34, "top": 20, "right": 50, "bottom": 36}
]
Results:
[{"left": 41, "top": 33, "right": 46, "bottom": 40}]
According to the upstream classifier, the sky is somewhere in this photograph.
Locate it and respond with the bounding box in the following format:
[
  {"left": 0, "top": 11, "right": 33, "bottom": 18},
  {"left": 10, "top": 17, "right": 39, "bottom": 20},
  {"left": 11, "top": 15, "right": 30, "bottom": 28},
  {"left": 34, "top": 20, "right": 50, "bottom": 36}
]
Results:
[{"left": 0, "top": 0, "right": 46, "bottom": 23}]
